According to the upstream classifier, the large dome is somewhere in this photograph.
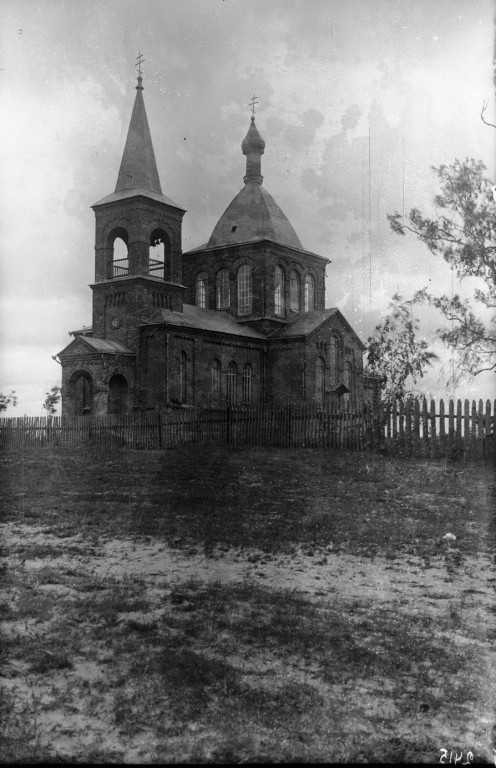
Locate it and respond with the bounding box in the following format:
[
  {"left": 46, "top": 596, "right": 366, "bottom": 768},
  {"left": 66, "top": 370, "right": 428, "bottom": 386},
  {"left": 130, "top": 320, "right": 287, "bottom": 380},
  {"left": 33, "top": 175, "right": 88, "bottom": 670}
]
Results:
[
  {"left": 207, "top": 115, "right": 303, "bottom": 250},
  {"left": 207, "top": 183, "right": 302, "bottom": 249}
]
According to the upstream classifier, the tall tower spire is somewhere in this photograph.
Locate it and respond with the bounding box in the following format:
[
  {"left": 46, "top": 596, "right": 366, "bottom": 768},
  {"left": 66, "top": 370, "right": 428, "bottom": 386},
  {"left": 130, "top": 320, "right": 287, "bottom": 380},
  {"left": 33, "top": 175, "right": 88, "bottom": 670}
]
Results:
[
  {"left": 241, "top": 95, "right": 265, "bottom": 185},
  {"left": 114, "top": 61, "right": 163, "bottom": 196}
]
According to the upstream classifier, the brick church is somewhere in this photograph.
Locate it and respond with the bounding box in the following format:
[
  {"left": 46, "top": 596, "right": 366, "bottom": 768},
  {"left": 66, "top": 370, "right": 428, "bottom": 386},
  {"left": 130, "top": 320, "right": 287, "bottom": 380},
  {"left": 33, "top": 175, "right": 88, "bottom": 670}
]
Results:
[{"left": 57, "top": 71, "right": 366, "bottom": 416}]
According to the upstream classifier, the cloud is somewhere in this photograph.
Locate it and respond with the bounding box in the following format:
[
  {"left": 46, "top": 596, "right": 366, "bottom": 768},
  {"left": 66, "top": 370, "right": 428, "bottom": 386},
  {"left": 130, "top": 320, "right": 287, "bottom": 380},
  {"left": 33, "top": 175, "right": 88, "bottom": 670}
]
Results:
[
  {"left": 1, "top": 0, "right": 494, "bottom": 414},
  {"left": 283, "top": 109, "right": 325, "bottom": 150},
  {"left": 340, "top": 104, "right": 361, "bottom": 132}
]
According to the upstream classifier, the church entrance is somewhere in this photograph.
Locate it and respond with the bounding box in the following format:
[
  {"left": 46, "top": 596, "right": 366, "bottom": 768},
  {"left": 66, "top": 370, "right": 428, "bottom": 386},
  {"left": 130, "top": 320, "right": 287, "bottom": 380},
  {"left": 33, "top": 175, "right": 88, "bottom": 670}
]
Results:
[{"left": 108, "top": 374, "right": 129, "bottom": 414}]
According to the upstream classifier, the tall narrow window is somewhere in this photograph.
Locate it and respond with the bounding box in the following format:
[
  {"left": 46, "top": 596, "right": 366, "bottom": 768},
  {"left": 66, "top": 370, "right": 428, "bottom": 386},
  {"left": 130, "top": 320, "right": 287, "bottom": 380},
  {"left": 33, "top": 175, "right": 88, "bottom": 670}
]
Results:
[
  {"left": 237, "top": 265, "right": 252, "bottom": 316},
  {"left": 211, "top": 359, "right": 221, "bottom": 405},
  {"left": 108, "top": 374, "right": 129, "bottom": 415},
  {"left": 329, "top": 335, "right": 339, "bottom": 386},
  {"left": 226, "top": 361, "right": 237, "bottom": 405},
  {"left": 304, "top": 274, "right": 315, "bottom": 312},
  {"left": 242, "top": 364, "right": 252, "bottom": 404},
  {"left": 72, "top": 371, "right": 93, "bottom": 416},
  {"left": 274, "top": 266, "right": 285, "bottom": 317},
  {"left": 216, "top": 269, "right": 230, "bottom": 309},
  {"left": 195, "top": 273, "right": 208, "bottom": 309},
  {"left": 315, "top": 357, "right": 325, "bottom": 404},
  {"left": 289, "top": 270, "right": 300, "bottom": 312},
  {"left": 343, "top": 360, "right": 352, "bottom": 402},
  {"left": 180, "top": 351, "right": 187, "bottom": 404}
]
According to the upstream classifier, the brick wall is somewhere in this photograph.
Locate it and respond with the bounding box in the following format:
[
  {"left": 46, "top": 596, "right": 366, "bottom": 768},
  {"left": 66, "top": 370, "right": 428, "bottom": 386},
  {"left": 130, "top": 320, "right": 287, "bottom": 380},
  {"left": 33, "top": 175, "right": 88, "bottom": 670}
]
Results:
[{"left": 182, "top": 241, "right": 328, "bottom": 323}]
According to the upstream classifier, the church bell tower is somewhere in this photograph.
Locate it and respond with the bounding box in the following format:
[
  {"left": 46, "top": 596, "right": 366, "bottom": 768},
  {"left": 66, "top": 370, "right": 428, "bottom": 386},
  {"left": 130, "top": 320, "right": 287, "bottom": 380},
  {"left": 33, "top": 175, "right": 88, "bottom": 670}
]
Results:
[{"left": 90, "top": 63, "right": 186, "bottom": 352}]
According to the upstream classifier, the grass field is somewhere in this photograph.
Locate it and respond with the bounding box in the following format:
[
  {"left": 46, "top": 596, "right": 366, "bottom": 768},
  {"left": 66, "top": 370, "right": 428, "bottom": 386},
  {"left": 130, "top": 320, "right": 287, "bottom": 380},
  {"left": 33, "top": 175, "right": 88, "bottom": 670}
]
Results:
[{"left": 1, "top": 446, "right": 495, "bottom": 763}]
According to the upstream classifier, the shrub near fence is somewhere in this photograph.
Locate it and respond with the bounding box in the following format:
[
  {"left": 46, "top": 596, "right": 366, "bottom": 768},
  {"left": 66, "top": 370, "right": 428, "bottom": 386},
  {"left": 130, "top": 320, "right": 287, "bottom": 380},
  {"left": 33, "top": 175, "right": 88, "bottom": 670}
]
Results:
[{"left": 0, "top": 398, "right": 494, "bottom": 458}]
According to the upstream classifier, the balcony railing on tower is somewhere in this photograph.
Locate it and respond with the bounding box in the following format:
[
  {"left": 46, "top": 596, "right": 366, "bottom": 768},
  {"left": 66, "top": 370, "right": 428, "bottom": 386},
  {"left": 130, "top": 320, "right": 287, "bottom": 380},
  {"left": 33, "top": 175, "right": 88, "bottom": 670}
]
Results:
[
  {"left": 113, "top": 258, "right": 129, "bottom": 278},
  {"left": 112, "top": 258, "right": 164, "bottom": 278},
  {"left": 149, "top": 258, "right": 165, "bottom": 279}
]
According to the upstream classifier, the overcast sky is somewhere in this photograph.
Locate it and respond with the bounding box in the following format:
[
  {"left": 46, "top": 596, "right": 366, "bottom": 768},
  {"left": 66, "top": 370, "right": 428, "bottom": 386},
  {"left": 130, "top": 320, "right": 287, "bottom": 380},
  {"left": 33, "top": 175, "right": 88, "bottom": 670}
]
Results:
[{"left": 0, "top": 0, "right": 494, "bottom": 415}]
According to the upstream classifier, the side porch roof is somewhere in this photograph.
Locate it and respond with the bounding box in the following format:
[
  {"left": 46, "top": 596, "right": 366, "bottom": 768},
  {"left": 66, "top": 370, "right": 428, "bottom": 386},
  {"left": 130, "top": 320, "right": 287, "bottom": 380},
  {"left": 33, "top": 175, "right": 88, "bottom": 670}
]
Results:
[
  {"left": 271, "top": 307, "right": 366, "bottom": 350},
  {"left": 57, "top": 335, "right": 135, "bottom": 359}
]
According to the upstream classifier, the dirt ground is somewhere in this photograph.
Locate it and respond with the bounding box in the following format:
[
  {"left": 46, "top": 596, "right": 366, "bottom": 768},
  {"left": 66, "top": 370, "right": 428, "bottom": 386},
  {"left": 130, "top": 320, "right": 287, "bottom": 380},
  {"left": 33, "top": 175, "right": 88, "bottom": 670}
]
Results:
[{"left": 1, "top": 446, "right": 495, "bottom": 763}]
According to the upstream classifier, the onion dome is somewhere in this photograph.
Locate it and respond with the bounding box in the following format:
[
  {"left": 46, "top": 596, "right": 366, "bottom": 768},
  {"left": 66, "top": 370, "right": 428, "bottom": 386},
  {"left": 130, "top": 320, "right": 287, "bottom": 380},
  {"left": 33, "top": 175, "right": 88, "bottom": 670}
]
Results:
[
  {"left": 241, "top": 116, "right": 265, "bottom": 185},
  {"left": 206, "top": 115, "right": 302, "bottom": 249},
  {"left": 241, "top": 116, "right": 266, "bottom": 155}
]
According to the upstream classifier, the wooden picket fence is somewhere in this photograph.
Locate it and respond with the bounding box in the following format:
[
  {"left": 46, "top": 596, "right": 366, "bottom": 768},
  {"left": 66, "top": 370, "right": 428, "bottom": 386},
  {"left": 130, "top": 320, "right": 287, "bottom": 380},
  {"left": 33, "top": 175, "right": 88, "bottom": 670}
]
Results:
[{"left": 0, "top": 398, "right": 494, "bottom": 459}]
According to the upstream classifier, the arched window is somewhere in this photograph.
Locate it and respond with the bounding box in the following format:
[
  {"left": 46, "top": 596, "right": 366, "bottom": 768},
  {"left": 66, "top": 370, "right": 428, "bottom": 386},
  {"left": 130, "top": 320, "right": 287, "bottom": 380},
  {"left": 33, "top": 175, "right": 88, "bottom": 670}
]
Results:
[
  {"left": 211, "top": 359, "right": 221, "bottom": 406},
  {"left": 149, "top": 229, "right": 171, "bottom": 280},
  {"left": 315, "top": 357, "right": 325, "bottom": 404},
  {"left": 343, "top": 360, "right": 352, "bottom": 402},
  {"left": 108, "top": 374, "right": 129, "bottom": 415},
  {"left": 289, "top": 270, "right": 300, "bottom": 312},
  {"left": 237, "top": 265, "right": 252, "bottom": 316},
  {"left": 180, "top": 351, "right": 187, "bottom": 404},
  {"left": 304, "top": 274, "right": 315, "bottom": 312},
  {"left": 195, "top": 272, "right": 208, "bottom": 309},
  {"left": 329, "top": 335, "right": 339, "bottom": 386},
  {"left": 226, "top": 361, "right": 237, "bottom": 405},
  {"left": 242, "top": 364, "right": 252, "bottom": 404},
  {"left": 274, "top": 266, "right": 285, "bottom": 317},
  {"left": 216, "top": 269, "right": 230, "bottom": 310},
  {"left": 112, "top": 234, "right": 129, "bottom": 278},
  {"left": 70, "top": 371, "right": 93, "bottom": 416}
]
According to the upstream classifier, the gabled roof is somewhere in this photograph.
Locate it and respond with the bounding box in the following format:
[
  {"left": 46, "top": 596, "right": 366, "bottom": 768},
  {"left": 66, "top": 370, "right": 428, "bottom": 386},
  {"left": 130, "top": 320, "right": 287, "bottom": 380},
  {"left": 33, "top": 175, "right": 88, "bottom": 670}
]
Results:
[
  {"left": 58, "top": 335, "right": 134, "bottom": 358},
  {"left": 326, "top": 383, "right": 350, "bottom": 395},
  {"left": 92, "top": 75, "right": 183, "bottom": 211},
  {"left": 272, "top": 307, "right": 366, "bottom": 350},
  {"left": 272, "top": 308, "right": 338, "bottom": 337},
  {"left": 145, "top": 304, "right": 265, "bottom": 339}
]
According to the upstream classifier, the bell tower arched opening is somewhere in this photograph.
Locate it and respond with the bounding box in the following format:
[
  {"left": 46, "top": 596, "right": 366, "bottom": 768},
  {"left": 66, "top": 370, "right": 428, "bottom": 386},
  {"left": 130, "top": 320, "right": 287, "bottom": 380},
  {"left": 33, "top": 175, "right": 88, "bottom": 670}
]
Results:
[
  {"left": 149, "top": 229, "right": 171, "bottom": 280},
  {"left": 109, "top": 228, "right": 129, "bottom": 278}
]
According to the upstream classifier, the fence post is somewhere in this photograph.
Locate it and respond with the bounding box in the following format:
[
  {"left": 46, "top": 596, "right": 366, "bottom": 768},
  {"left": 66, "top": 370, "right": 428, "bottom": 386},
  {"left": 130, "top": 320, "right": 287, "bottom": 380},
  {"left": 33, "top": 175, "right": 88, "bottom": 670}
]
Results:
[
  {"left": 470, "top": 400, "right": 477, "bottom": 460},
  {"left": 484, "top": 400, "right": 492, "bottom": 459},
  {"left": 477, "top": 399, "right": 484, "bottom": 460},
  {"left": 430, "top": 399, "right": 437, "bottom": 458},
  {"left": 422, "top": 398, "right": 429, "bottom": 457},
  {"left": 456, "top": 399, "right": 463, "bottom": 457},
  {"left": 447, "top": 399, "right": 454, "bottom": 457},
  {"left": 398, "top": 399, "right": 405, "bottom": 455},
  {"left": 157, "top": 411, "right": 162, "bottom": 450},
  {"left": 465, "top": 400, "right": 471, "bottom": 459},
  {"left": 376, "top": 402, "right": 383, "bottom": 452},
  {"left": 439, "top": 398, "right": 446, "bottom": 456}
]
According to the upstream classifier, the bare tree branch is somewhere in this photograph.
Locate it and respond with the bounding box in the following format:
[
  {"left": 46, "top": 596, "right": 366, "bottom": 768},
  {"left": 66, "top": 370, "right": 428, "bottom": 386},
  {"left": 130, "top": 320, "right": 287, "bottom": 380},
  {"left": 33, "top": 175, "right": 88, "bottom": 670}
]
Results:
[{"left": 481, "top": 99, "right": 496, "bottom": 129}]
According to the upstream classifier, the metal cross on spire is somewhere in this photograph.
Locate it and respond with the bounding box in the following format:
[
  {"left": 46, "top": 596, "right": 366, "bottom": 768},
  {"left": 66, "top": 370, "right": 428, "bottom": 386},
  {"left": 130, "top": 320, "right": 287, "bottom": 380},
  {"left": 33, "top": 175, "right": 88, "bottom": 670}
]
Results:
[
  {"left": 249, "top": 94, "right": 259, "bottom": 118},
  {"left": 136, "top": 51, "right": 145, "bottom": 78}
]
